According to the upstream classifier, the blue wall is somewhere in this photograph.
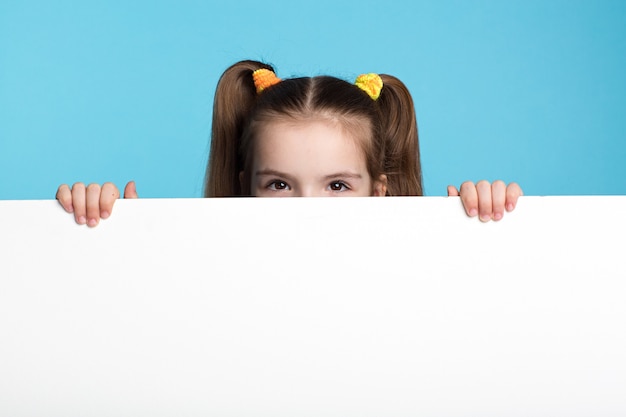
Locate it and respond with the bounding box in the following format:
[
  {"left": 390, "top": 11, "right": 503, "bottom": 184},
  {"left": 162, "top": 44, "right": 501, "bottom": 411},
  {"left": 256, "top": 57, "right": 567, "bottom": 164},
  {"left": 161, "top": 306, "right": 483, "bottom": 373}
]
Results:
[{"left": 1, "top": 0, "right": 625, "bottom": 199}]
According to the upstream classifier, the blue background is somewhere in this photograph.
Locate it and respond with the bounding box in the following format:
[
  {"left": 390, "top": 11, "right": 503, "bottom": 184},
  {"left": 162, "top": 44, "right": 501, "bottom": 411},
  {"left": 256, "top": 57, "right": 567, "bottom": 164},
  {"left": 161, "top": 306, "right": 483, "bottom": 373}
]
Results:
[{"left": 1, "top": 0, "right": 625, "bottom": 199}]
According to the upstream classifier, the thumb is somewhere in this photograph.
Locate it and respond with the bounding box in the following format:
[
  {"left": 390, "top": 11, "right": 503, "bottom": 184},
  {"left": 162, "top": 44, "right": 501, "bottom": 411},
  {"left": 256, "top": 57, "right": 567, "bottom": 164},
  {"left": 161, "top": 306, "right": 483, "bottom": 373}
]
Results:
[
  {"left": 124, "top": 181, "right": 139, "bottom": 199},
  {"left": 447, "top": 185, "right": 460, "bottom": 197}
]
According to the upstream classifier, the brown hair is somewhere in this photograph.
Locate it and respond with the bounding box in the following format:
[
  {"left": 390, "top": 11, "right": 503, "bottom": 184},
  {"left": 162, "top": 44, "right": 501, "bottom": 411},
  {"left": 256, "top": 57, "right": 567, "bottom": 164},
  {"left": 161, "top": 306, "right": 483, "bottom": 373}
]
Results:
[{"left": 204, "top": 60, "right": 423, "bottom": 197}]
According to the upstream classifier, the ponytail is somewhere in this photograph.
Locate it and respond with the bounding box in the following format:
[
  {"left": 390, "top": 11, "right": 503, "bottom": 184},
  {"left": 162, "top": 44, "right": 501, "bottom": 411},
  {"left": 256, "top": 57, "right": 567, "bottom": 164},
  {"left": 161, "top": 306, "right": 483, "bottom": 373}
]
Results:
[
  {"left": 204, "top": 60, "right": 274, "bottom": 197},
  {"left": 377, "top": 75, "right": 423, "bottom": 196}
]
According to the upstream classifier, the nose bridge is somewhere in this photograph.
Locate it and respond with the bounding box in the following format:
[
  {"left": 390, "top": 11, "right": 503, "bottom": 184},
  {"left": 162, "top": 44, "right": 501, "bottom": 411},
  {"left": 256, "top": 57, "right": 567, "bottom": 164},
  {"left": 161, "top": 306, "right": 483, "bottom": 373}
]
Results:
[{"left": 299, "top": 184, "right": 323, "bottom": 198}]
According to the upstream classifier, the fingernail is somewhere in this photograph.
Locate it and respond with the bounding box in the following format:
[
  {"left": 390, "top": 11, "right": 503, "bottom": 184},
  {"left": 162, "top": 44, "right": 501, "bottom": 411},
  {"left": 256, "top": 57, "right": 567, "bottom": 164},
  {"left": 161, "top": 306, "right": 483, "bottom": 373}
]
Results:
[
  {"left": 480, "top": 214, "right": 490, "bottom": 222},
  {"left": 469, "top": 209, "right": 478, "bottom": 217},
  {"left": 493, "top": 212, "right": 503, "bottom": 221},
  {"left": 101, "top": 211, "right": 110, "bottom": 219},
  {"left": 87, "top": 218, "right": 97, "bottom": 227},
  {"left": 78, "top": 216, "right": 86, "bottom": 224},
  {"left": 506, "top": 203, "right": 514, "bottom": 212}
]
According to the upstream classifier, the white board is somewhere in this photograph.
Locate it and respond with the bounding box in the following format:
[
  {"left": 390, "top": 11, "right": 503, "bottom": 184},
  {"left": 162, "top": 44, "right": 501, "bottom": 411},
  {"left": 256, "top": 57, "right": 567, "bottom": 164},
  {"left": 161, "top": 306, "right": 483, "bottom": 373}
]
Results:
[{"left": 0, "top": 197, "right": 625, "bottom": 416}]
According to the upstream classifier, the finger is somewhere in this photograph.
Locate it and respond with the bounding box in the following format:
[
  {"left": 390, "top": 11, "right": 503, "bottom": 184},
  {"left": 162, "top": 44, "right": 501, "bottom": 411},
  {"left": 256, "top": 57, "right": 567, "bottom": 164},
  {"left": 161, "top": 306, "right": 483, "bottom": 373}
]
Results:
[
  {"left": 56, "top": 184, "right": 74, "bottom": 213},
  {"left": 124, "top": 181, "right": 139, "bottom": 199},
  {"left": 447, "top": 185, "right": 459, "bottom": 197},
  {"left": 491, "top": 180, "right": 506, "bottom": 221},
  {"left": 475, "top": 180, "right": 493, "bottom": 222},
  {"left": 505, "top": 182, "right": 523, "bottom": 212},
  {"left": 85, "top": 183, "right": 102, "bottom": 227},
  {"left": 459, "top": 181, "right": 478, "bottom": 217},
  {"left": 71, "top": 182, "right": 87, "bottom": 225},
  {"left": 100, "top": 182, "right": 120, "bottom": 219}
]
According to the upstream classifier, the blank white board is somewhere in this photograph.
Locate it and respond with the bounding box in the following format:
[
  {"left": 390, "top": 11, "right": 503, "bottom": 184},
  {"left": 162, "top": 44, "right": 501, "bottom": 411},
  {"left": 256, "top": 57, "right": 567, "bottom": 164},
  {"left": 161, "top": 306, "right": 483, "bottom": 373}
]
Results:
[{"left": 0, "top": 196, "right": 625, "bottom": 417}]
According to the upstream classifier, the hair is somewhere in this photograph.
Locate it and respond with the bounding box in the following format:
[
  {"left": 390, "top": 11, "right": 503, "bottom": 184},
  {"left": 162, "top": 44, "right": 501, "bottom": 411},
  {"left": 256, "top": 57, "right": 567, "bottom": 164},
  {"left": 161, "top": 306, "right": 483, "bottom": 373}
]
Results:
[{"left": 204, "top": 59, "right": 423, "bottom": 197}]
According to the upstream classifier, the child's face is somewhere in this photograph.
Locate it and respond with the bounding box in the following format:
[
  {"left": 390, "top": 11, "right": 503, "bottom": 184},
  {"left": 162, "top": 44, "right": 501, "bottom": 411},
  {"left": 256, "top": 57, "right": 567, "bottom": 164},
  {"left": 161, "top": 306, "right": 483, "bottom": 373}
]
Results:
[{"left": 248, "top": 120, "right": 386, "bottom": 197}]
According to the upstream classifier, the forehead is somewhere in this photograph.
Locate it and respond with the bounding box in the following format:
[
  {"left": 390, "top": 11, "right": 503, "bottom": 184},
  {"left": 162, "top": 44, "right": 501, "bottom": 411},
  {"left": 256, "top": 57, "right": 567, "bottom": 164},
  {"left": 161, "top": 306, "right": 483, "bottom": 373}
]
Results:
[
  {"left": 253, "top": 119, "right": 368, "bottom": 170},
  {"left": 258, "top": 118, "right": 359, "bottom": 139}
]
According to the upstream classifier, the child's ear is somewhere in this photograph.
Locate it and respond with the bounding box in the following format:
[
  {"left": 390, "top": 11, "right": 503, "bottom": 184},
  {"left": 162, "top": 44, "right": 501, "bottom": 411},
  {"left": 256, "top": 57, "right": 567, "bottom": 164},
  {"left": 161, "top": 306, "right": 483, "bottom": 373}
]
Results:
[{"left": 373, "top": 174, "right": 387, "bottom": 197}]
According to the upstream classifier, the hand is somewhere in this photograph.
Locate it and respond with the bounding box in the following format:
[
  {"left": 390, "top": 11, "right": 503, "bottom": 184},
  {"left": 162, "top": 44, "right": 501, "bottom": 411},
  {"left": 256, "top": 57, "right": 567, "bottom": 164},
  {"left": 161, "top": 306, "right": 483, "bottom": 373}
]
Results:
[
  {"left": 447, "top": 180, "right": 523, "bottom": 222},
  {"left": 56, "top": 181, "right": 138, "bottom": 227}
]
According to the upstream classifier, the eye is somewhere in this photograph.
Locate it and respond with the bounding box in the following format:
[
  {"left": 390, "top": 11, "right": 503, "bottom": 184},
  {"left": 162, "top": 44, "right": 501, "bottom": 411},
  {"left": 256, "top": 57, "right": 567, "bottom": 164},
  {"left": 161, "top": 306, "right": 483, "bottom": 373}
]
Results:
[
  {"left": 328, "top": 181, "right": 350, "bottom": 192},
  {"left": 267, "top": 180, "right": 290, "bottom": 191}
]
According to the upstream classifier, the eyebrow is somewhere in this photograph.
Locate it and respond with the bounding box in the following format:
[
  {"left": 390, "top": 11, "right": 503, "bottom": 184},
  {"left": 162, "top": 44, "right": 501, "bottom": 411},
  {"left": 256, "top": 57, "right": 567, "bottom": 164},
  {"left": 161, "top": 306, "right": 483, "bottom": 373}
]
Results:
[
  {"left": 255, "top": 170, "right": 363, "bottom": 181},
  {"left": 254, "top": 169, "right": 295, "bottom": 181},
  {"left": 322, "top": 172, "right": 363, "bottom": 181}
]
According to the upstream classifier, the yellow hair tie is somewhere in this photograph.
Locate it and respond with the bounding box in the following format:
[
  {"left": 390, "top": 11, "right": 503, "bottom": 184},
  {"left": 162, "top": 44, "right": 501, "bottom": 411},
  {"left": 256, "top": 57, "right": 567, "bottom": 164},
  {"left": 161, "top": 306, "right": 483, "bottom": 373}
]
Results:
[
  {"left": 355, "top": 73, "right": 383, "bottom": 100},
  {"left": 253, "top": 68, "right": 281, "bottom": 94}
]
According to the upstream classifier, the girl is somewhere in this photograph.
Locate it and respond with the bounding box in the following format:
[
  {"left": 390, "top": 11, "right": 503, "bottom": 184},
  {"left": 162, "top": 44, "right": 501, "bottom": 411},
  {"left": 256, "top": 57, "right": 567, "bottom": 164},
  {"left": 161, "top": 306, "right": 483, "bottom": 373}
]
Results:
[{"left": 56, "top": 60, "right": 522, "bottom": 226}]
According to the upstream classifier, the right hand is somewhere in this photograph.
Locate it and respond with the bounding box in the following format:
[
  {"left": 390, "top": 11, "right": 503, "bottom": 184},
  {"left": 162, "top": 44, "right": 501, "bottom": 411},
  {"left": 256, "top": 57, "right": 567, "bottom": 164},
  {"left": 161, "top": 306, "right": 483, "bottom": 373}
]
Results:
[{"left": 56, "top": 181, "right": 138, "bottom": 227}]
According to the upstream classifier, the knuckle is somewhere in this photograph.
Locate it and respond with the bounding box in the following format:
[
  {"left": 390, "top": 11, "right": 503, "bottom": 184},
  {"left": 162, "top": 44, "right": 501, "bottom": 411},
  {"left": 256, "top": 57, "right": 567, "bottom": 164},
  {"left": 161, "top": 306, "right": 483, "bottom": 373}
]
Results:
[
  {"left": 58, "top": 194, "right": 70, "bottom": 205},
  {"left": 476, "top": 180, "right": 491, "bottom": 193},
  {"left": 56, "top": 185, "right": 68, "bottom": 198},
  {"left": 459, "top": 181, "right": 475, "bottom": 191},
  {"left": 102, "top": 182, "right": 120, "bottom": 198},
  {"left": 86, "top": 183, "right": 101, "bottom": 192}
]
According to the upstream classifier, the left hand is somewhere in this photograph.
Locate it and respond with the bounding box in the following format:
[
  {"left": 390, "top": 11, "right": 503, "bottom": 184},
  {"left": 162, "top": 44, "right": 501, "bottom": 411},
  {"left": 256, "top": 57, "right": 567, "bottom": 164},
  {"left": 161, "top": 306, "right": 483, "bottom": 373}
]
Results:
[{"left": 447, "top": 180, "right": 523, "bottom": 222}]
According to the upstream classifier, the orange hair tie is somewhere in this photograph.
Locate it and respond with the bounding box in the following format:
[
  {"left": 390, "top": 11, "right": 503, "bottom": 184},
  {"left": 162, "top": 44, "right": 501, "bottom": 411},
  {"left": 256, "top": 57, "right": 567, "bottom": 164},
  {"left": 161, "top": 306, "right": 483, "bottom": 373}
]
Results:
[
  {"left": 355, "top": 73, "right": 383, "bottom": 100},
  {"left": 253, "top": 68, "right": 281, "bottom": 94}
]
